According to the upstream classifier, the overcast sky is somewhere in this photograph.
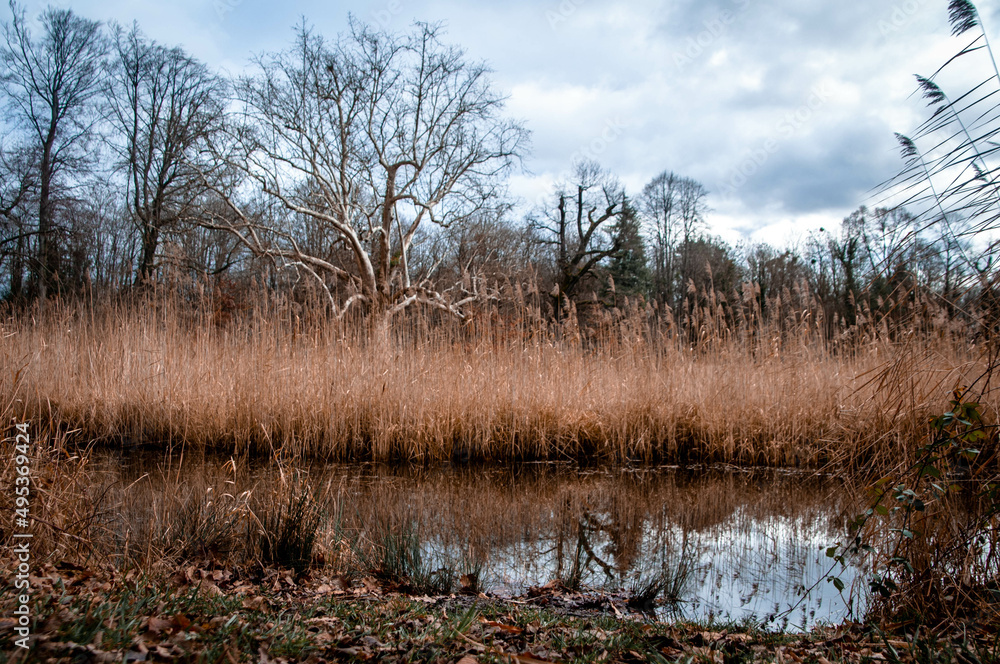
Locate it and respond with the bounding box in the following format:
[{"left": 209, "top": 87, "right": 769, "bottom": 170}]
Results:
[{"left": 6, "top": 0, "right": 999, "bottom": 249}]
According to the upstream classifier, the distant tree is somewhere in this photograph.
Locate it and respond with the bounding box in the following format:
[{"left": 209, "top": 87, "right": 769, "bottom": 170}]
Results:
[
  {"left": 530, "top": 161, "right": 633, "bottom": 311},
  {"left": 430, "top": 211, "right": 538, "bottom": 286},
  {"left": 806, "top": 210, "right": 874, "bottom": 328},
  {"left": 105, "top": 23, "right": 227, "bottom": 285},
  {"left": 0, "top": 142, "right": 36, "bottom": 299},
  {"left": 203, "top": 20, "right": 527, "bottom": 319},
  {"left": 76, "top": 179, "right": 136, "bottom": 290},
  {"left": 174, "top": 220, "right": 246, "bottom": 278},
  {"left": 678, "top": 234, "right": 739, "bottom": 302},
  {"left": 831, "top": 209, "right": 866, "bottom": 326},
  {"left": 606, "top": 200, "right": 650, "bottom": 303},
  {"left": 810, "top": 206, "right": 942, "bottom": 326},
  {"left": 640, "top": 171, "right": 708, "bottom": 310},
  {"left": 851, "top": 206, "right": 927, "bottom": 317},
  {"left": 0, "top": 143, "right": 34, "bottom": 219},
  {"left": 856, "top": 207, "right": 916, "bottom": 278},
  {"left": 744, "top": 243, "right": 805, "bottom": 309},
  {"left": 925, "top": 221, "right": 974, "bottom": 306},
  {"left": 1, "top": 2, "right": 107, "bottom": 298}
]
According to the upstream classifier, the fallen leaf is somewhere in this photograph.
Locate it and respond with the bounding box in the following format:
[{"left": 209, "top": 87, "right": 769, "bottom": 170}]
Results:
[
  {"left": 155, "top": 644, "right": 180, "bottom": 658},
  {"left": 242, "top": 596, "right": 266, "bottom": 611},
  {"left": 361, "top": 635, "right": 386, "bottom": 648},
  {"left": 479, "top": 618, "right": 524, "bottom": 635},
  {"left": 84, "top": 645, "right": 120, "bottom": 663},
  {"left": 335, "top": 647, "right": 371, "bottom": 660},
  {"left": 510, "top": 654, "right": 556, "bottom": 664},
  {"left": 146, "top": 617, "right": 173, "bottom": 635}
]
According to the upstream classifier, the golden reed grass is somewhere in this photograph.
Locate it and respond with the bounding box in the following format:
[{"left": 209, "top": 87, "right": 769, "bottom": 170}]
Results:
[{"left": 0, "top": 283, "right": 991, "bottom": 470}]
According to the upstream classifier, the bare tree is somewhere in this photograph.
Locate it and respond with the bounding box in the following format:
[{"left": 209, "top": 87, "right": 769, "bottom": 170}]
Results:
[
  {"left": 0, "top": 143, "right": 33, "bottom": 218},
  {"left": 858, "top": 207, "right": 914, "bottom": 275},
  {"left": 203, "top": 20, "right": 527, "bottom": 319},
  {"left": 641, "top": 171, "right": 708, "bottom": 310},
  {"left": 0, "top": 142, "right": 36, "bottom": 298},
  {"left": 807, "top": 211, "right": 884, "bottom": 328},
  {"left": 744, "top": 243, "right": 806, "bottom": 314},
  {"left": 420, "top": 208, "right": 538, "bottom": 287},
  {"left": 1, "top": 2, "right": 107, "bottom": 298},
  {"left": 105, "top": 23, "right": 227, "bottom": 285},
  {"left": 531, "top": 161, "right": 631, "bottom": 309}
]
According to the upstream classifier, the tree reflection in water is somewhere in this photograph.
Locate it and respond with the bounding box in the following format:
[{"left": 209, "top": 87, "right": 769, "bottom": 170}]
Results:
[{"left": 97, "top": 455, "right": 865, "bottom": 628}]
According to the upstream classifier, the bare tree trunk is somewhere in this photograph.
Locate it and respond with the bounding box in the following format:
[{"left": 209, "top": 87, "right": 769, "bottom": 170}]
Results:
[
  {"left": 37, "top": 126, "right": 58, "bottom": 298},
  {"left": 9, "top": 230, "right": 24, "bottom": 300},
  {"left": 136, "top": 224, "right": 159, "bottom": 285}
]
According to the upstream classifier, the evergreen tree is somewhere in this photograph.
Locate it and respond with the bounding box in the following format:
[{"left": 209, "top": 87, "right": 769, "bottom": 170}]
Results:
[{"left": 606, "top": 199, "right": 650, "bottom": 302}]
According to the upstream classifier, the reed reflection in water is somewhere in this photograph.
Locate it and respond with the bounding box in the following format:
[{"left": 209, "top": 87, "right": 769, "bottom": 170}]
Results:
[{"left": 96, "top": 454, "right": 865, "bottom": 629}]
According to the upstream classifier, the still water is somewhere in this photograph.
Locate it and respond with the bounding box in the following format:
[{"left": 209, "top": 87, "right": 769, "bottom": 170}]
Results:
[{"left": 96, "top": 454, "right": 867, "bottom": 629}]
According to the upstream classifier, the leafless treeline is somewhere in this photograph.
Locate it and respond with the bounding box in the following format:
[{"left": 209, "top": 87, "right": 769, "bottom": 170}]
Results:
[{"left": 0, "top": 2, "right": 995, "bottom": 333}]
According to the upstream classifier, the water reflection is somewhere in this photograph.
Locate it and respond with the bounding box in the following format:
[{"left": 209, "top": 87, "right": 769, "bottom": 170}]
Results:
[{"left": 96, "top": 455, "right": 865, "bottom": 628}]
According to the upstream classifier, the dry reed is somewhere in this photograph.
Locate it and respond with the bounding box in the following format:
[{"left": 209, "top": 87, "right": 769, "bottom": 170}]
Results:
[{"left": 0, "top": 284, "right": 990, "bottom": 469}]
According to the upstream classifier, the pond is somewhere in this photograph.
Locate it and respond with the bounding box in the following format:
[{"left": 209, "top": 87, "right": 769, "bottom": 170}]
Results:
[{"left": 93, "top": 453, "right": 867, "bottom": 630}]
